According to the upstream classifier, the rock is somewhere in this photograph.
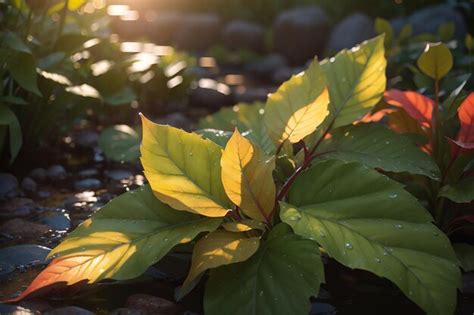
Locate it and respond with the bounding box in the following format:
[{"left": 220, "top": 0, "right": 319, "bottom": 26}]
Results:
[
  {"left": 21, "top": 177, "right": 37, "bottom": 193},
  {"left": 222, "top": 20, "right": 264, "bottom": 52},
  {"left": 392, "top": 4, "right": 466, "bottom": 39},
  {"left": 44, "top": 306, "right": 94, "bottom": 315},
  {"left": 156, "top": 113, "right": 192, "bottom": 130},
  {"left": 272, "top": 66, "right": 303, "bottom": 84},
  {"left": 273, "top": 6, "right": 329, "bottom": 65},
  {"left": 29, "top": 168, "right": 47, "bottom": 182},
  {"left": 189, "top": 79, "right": 233, "bottom": 110},
  {"left": 0, "top": 262, "right": 15, "bottom": 279},
  {"left": 327, "top": 13, "right": 375, "bottom": 52},
  {"left": 106, "top": 169, "right": 133, "bottom": 182},
  {"left": 74, "top": 178, "right": 102, "bottom": 191},
  {"left": 151, "top": 11, "right": 184, "bottom": 44},
  {"left": 36, "top": 190, "right": 51, "bottom": 199},
  {"left": 77, "top": 168, "right": 99, "bottom": 178},
  {"left": 0, "top": 244, "right": 51, "bottom": 266},
  {"left": 0, "top": 173, "right": 19, "bottom": 200},
  {"left": 39, "top": 212, "right": 71, "bottom": 231},
  {"left": 0, "top": 218, "right": 50, "bottom": 239},
  {"left": 0, "top": 197, "right": 35, "bottom": 218},
  {"left": 74, "top": 130, "right": 99, "bottom": 149},
  {"left": 47, "top": 165, "right": 66, "bottom": 181},
  {"left": 174, "top": 13, "right": 221, "bottom": 51},
  {"left": 245, "top": 54, "right": 286, "bottom": 78},
  {"left": 0, "top": 304, "right": 39, "bottom": 314},
  {"left": 126, "top": 294, "right": 177, "bottom": 315}
]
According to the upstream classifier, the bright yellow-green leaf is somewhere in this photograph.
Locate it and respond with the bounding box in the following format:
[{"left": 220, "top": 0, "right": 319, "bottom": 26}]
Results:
[
  {"left": 417, "top": 42, "right": 453, "bottom": 80},
  {"left": 264, "top": 59, "right": 329, "bottom": 145},
  {"left": 222, "top": 220, "right": 265, "bottom": 232},
  {"left": 179, "top": 230, "right": 260, "bottom": 298},
  {"left": 221, "top": 130, "right": 276, "bottom": 223},
  {"left": 140, "top": 114, "right": 231, "bottom": 217}
]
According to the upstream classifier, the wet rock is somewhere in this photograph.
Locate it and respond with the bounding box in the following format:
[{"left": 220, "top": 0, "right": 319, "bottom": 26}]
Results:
[
  {"left": 174, "top": 13, "right": 221, "bottom": 51},
  {"left": 106, "top": 169, "right": 134, "bottom": 182},
  {"left": 327, "top": 13, "right": 375, "bottom": 52},
  {"left": 0, "top": 304, "right": 39, "bottom": 314},
  {"left": 21, "top": 177, "right": 37, "bottom": 193},
  {"left": 273, "top": 6, "right": 329, "bottom": 65},
  {"left": 74, "top": 178, "right": 102, "bottom": 191},
  {"left": 126, "top": 294, "right": 177, "bottom": 315},
  {"left": 0, "top": 244, "right": 50, "bottom": 266},
  {"left": 0, "top": 173, "right": 19, "bottom": 200},
  {"left": 0, "top": 219, "right": 50, "bottom": 239},
  {"left": 310, "top": 302, "right": 337, "bottom": 315},
  {"left": 272, "top": 66, "right": 303, "bottom": 84},
  {"left": 44, "top": 306, "right": 94, "bottom": 315},
  {"left": 245, "top": 54, "right": 286, "bottom": 78},
  {"left": 29, "top": 168, "right": 47, "bottom": 182},
  {"left": 156, "top": 113, "right": 192, "bottom": 130},
  {"left": 189, "top": 79, "right": 233, "bottom": 110},
  {"left": 47, "top": 165, "right": 66, "bottom": 181},
  {"left": 392, "top": 4, "right": 466, "bottom": 39},
  {"left": 39, "top": 212, "right": 71, "bottom": 231},
  {"left": 222, "top": 20, "right": 264, "bottom": 53},
  {"left": 0, "top": 198, "right": 35, "bottom": 218},
  {"left": 0, "top": 262, "right": 15, "bottom": 279},
  {"left": 74, "top": 130, "right": 99, "bottom": 149},
  {"left": 36, "top": 190, "right": 51, "bottom": 199},
  {"left": 77, "top": 168, "right": 99, "bottom": 178}
]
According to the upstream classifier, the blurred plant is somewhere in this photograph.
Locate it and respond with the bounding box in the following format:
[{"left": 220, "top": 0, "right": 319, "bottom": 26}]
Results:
[{"left": 206, "top": 45, "right": 260, "bottom": 66}]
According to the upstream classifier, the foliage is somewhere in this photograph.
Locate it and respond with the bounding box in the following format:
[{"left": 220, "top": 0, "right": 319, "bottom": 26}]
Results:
[{"left": 8, "top": 35, "right": 465, "bottom": 315}]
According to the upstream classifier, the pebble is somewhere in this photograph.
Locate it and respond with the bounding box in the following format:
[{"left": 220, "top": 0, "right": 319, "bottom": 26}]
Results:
[
  {"left": 0, "top": 244, "right": 51, "bottom": 267},
  {"left": 0, "top": 218, "right": 50, "bottom": 239},
  {"left": 29, "top": 168, "right": 47, "bottom": 182},
  {"left": 77, "top": 168, "right": 100, "bottom": 178},
  {"left": 0, "top": 173, "right": 19, "bottom": 200},
  {"left": 21, "top": 177, "right": 37, "bottom": 193},
  {"left": 39, "top": 212, "right": 71, "bottom": 231},
  {"left": 47, "top": 165, "right": 67, "bottom": 181},
  {"left": 106, "top": 169, "right": 133, "bottom": 182},
  {"left": 44, "top": 306, "right": 95, "bottom": 315},
  {"left": 0, "top": 198, "right": 35, "bottom": 218},
  {"left": 126, "top": 294, "right": 177, "bottom": 315},
  {"left": 74, "top": 178, "right": 102, "bottom": 191}
]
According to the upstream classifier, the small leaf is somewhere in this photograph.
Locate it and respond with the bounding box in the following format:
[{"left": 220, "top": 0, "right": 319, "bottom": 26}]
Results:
[
  {"left": 280, "top": 160, "right": 460, "bottom": 315},
  {"left": 315, "top": 124, "right": 440, "bottom": 179},
  {"left": 2, "top": 31, "right": 31, "bottom": 54},
  {"left": 374, "top": 18, "right": 393, "bottom": 48},
  {"left": 140, "top": 115, "right": 231, "bottom": 217},
  {"left": 179, "top": 230, "right": 259, "bottom": 298},
  {"left": 0, "top": 105, "right": 22, "bottom": 163},
  {"left": 264, "top": 59, "right": 329, "bottom": 145},
  {"left": 439, "top": 177, "right": 474, "bottom": 203},
  {"left": 204, "top": 224, "right": 325, "bottom": 315},
  {"left": 98, "top": 125, "right": 140, "bottom": 162},
  {"left": 8, "top": 185, "right": 221, "bottom": 301},
  {"left": 454, "top": 243, "right": 474, "bottom": 272},
  {"left": 417, "top": 42, "right": 453, "bottom": 80},
  {"left": 384, "top": 89, "right": 433, "bottom": 128},
  {"left": 8, "top": 52, "right": 41, "bottom": 96},
  {"left": 221, "top": 130, "right": 276, "bottom": 222}
]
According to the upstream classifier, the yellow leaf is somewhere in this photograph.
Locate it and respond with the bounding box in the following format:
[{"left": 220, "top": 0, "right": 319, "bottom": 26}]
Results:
[
  {"left": 221, "top": 130, "right": 276, "bottom": 222},
  {"left": 179, "top": 230, "right": 260, "bottom": 298},
  {"left": 140, "top": 114, "right": 231, "bottom": 217},
  {"left": 222, "top": 219, "right": 265, "bottom": 232},
  {"left": 417, "top": 42, "right": 453, "bottom": 80},
  {"left": 264, "top": 59, "right": 329, "bottom": 145}
]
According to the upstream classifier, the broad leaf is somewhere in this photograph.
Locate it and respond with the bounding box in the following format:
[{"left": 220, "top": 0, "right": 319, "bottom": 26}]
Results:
[
  {"left": 222, "top": 220, "right": 265, "bottom": 232},
  {"left": 98, "top": 125, "right": 140, "bottom": 162},
  {"left": 0, "top": 105, "right": 22, "bottom": 163},
  {"left": 315, "top": 124, "right": 440, "bottom": 179},
  {"left": 417, "top": 43, "right": 453, "bottom": 80},
  {"left": 374, "top": 18, "right": 393, "bottom": 48},
  {"left": 454, "top": 243, "right": 474, "bottom": 272},
  {"left": 439, "top": 177, "right": 474, "bottom": 203},
  {"left": 280, "top": 160, "right": 460, "bottom": 315},
  {"left": 179, "top": 230, "right": 260, "bottom": 298},
  {"left": 388, "top": 107, "right": 426, "bottom": 136},
  {"left": 452, "top": 93, "right": 474, "bottom": 154},
  {"left": 9, "top": 185, "right": 221, "bottom": 301},
  {"left": 198, "top": 102, "right": 275, "bottom": 154},
  {"left": 221, "top": 130, "right": 276, "bottom": 222},
  {"left": 8, "top": 52, "right": 41, "bottom": 96},
  {"left": 196, "top": 129, "right": 232, "bottom": 147},
  {"left": 384, "top": 89, "right": 433, "bottom": 128},
  {"left": 264, "top": 59, "right": 329, "bottom": 145},
  {"left": 140, "top": 115, "right": 231, "bottom": 217},
  {"left": 2, "top": 31, "right": 31, "bottom": 54},
  {"left": 204, "top": 224, "right": 324, "bottom": 315}
]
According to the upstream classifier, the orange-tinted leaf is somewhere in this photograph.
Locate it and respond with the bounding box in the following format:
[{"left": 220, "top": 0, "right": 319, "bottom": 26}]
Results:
[
  {"left": 356, "top": 108, "right": 396, "bottom": 124},
  {"left": 384, "top": 89, "right": 434, "bottom": 128},
  {"left": 452, "top": 93, "right": 474, "bottom": 155}
]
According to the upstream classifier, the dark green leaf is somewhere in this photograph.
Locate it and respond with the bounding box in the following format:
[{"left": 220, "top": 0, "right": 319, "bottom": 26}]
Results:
[
  {"left": 440, "top": 177, "right": 474, "bottom": 203},
  {"left": 7, "top": 52, "right": 41, "bottom": 96},
  {"left": 0, "top": 105, "right": 22, "bottom": 162},
  {"left": 98, "top": 125, "right": 140, "bottom": 162}
]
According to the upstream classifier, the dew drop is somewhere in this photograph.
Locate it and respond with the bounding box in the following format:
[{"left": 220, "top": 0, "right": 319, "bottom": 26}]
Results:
[
  {"left": 289, "top": 213, "right": 302, "bottom": 221},
  {"left": 345, "top": 243, "right": 353, "bottom": 250},
  {"left": 189, "top": 152, "right": 193, "bottom": 156},
  {"left": 389, "top": 193, "right": 398, "bottom": 199},
  {"left": 395, "top": 224, "right": 403, "bottom": 229},
  {"left": 375, "top": 257, "right": 381, "bottom": 263},
  {"left": 433, "top": 232, "right": 439, "bottom": 237},
  {"left": 329, "top": 57, "right": 336, "bottom": 63}
]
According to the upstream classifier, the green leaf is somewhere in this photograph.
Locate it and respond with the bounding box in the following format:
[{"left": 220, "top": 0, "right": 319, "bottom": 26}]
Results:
[
  {"left": 454, "top": 243, "right": 474, "bottom": 272},
  {"left": 315, "top": 124, "right": 440, "bottom": 179},
  {"left": 1, "top": 32, "right": 31, "bottom": 54},
  {"left": 417, "top": 43, "right": 453, "bottom": 80},
  {"left": 204, "top": 224, "right": 324, "bottom": 315},
  {"left": 140, "top": 115, "right": 231, "bottom": 217},
  {"left": 0, "top": 96, "right": 28, "bottom": 105},
  {"left": 438, "top": 22, "right": 455, "bottom": 41},
  {"left": 439, "top": 177, "right": 474, "bottom": 203},
  {"left": 280, "top": 160, "right": 460, "bottom": 315},
  {"left": 103, "top": 86, "right": 136, "bottom": 106},
  {"left": 374, "top": 18, "right": 393, "bottom": 48},
  {"left": 198, "top": 102, "right": 276, "bottom": 154},
  {"left": 0, "top": 105, "right": 22, "bottom": 163},
  {"left": 264, "top": 59, "right": 329, "bottom": 145},
  {"left": 98, "top": 125, "right": 140, "bottom": 162},
  {"left": 7, "top": 52, "right": 41, "bottom": 96},
  {"left": 196, "top": 129, "right": 232, "bottom": 147},
  {"left": 398, "top": 24, "right": 413, "bottom": 42}
]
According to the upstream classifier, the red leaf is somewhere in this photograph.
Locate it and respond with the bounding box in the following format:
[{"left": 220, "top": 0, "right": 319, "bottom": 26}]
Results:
[
  {"left": 384, "top": 89, "right": 434, "bottom": 128},
  {"left": 452, "top": 93, "right": 474, "bottom": 156},
  {"left": 450, "top": 215, "right": 474, "bottom": 226}
]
